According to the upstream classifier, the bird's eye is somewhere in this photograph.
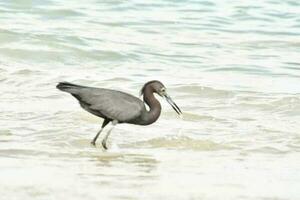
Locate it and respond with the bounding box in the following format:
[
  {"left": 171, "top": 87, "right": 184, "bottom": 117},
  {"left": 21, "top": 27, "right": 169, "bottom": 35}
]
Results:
[{"left": 161, "top": 88, "right": 166, "bottom": 92}]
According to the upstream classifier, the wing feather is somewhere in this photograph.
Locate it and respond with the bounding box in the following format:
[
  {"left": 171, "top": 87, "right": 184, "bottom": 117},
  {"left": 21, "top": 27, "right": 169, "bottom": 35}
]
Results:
[{"left": 74, "top": 87, "right": 144, "bottom": 122}]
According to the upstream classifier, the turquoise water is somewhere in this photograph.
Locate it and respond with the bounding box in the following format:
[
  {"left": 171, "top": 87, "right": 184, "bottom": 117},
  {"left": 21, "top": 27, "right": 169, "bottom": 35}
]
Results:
[{"left": 0, "top": 0, "right": 300, "bottom": 199}]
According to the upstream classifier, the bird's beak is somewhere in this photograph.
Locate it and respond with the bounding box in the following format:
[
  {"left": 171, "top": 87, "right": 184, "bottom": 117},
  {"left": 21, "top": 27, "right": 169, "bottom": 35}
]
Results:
[{"left": 163, "top": 93, "right": 182, "bottom": 117}]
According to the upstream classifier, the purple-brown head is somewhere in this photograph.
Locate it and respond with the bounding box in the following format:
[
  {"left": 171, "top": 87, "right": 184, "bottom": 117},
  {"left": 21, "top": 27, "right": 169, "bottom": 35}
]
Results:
[{"left": 140, "top": 80, "right": 182, "bottom": 116}]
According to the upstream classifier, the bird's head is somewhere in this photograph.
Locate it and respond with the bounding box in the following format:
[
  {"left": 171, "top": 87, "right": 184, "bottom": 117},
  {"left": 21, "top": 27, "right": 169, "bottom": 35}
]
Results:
[{"left": 140, "top": 80, "right": 182, "bottom": 116}]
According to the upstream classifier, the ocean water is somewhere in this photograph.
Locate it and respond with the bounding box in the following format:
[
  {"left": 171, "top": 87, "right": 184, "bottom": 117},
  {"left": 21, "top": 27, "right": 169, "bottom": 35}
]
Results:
[{"left": 0, "top": 0, "right": 300, "bottom": 199}]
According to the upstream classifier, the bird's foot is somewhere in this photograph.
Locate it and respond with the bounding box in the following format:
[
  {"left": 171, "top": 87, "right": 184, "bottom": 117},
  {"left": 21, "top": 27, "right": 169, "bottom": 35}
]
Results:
[
  {"left": 102, "top": 141, "right": 108, "bottom": 150},
  {"left": 90, "top": 141, "right": 96, "bottom": 146}
]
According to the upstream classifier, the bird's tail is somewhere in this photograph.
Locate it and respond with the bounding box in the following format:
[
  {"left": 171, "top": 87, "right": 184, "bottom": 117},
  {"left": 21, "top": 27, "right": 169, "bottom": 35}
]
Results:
[{"left": 56, "top": 82, "right": 85, "bottom": 93}]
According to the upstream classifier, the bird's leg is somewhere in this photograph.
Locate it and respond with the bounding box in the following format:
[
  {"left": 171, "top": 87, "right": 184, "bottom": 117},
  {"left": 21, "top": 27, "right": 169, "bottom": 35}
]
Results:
[
  {"left": 102, "top": 120, "right": 118, "bottom": 150},
  {"left": 91, "top": 129, "right": 103, "bottom": 146},
  {"left": 91, "top": 118, "right": 110, "bottom": 145}
]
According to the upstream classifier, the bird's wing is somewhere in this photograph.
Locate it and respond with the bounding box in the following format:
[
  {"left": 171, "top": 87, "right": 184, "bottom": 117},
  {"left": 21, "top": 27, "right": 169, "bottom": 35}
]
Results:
[{"left": 75, "top": 87, "right": 145, "bottom": 122}]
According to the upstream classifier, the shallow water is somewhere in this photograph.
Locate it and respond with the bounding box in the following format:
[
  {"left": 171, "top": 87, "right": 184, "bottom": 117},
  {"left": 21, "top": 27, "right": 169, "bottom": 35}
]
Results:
[{"left": 1, "top": 0, "right": 300, "bottom": 199}]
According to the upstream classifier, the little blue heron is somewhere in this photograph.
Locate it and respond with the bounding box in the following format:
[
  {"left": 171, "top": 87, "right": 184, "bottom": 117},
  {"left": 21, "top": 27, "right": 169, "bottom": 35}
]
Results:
[{"left": 56, "top": 80, "right": 182, "bottom": 149}]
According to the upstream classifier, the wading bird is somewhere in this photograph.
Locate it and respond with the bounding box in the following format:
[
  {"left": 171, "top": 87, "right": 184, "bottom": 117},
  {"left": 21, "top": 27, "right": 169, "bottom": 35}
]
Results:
[{"left": 56, "top": 80, "right": 182, "bottom": 149}]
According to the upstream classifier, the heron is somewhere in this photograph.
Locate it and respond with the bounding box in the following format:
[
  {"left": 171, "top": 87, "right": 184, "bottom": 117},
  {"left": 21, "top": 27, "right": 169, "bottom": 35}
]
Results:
[{"left": 56, "top": 80, "right": 182, "bottom": 149}]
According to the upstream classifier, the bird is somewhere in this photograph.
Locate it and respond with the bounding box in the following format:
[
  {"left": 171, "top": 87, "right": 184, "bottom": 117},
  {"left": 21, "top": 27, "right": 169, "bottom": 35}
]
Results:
[{"left": 56, "top": 80, "right": 182, "bottom": 149}]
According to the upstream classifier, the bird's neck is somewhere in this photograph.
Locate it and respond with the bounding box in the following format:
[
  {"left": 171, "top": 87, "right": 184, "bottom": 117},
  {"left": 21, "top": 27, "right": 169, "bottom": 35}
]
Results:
[{"left": 142, "top": 86, "right": 161, "bottom": 125}]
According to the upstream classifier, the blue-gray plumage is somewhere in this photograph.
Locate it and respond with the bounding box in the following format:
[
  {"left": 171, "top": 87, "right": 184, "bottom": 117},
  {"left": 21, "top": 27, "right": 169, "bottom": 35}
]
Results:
[{"left": 56, "top": 80, "right": 182, "bottom": 149}]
